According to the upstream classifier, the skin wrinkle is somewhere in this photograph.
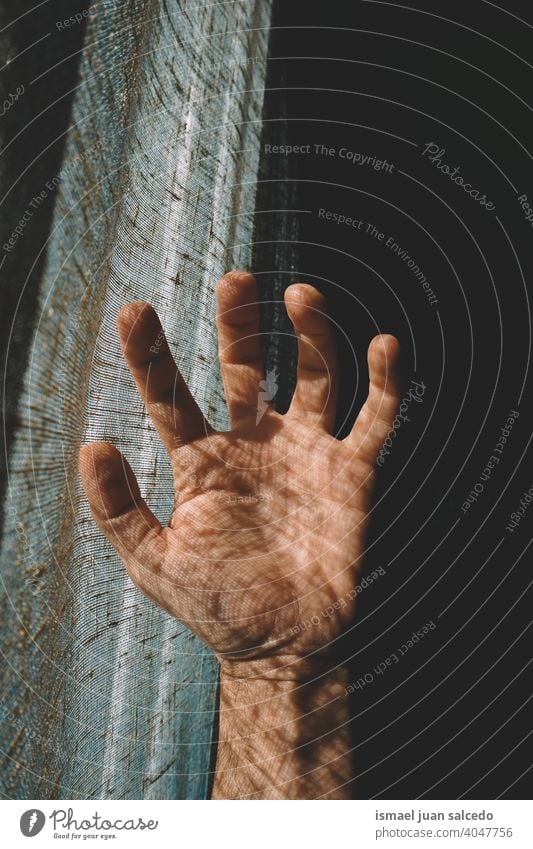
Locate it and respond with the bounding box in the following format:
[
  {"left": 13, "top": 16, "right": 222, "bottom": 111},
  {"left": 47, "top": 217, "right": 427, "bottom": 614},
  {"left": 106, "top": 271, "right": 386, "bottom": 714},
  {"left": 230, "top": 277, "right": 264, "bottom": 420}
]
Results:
[{"left": 79, "top": 270, "right": 402, "bottom": 799}]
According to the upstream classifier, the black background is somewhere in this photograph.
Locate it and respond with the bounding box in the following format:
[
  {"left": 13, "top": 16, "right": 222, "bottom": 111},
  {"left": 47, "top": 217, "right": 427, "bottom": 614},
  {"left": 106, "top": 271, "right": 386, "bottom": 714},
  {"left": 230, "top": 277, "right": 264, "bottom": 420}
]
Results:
[{"left": 253, "top": 0, "right": 532, "bottom": 798}]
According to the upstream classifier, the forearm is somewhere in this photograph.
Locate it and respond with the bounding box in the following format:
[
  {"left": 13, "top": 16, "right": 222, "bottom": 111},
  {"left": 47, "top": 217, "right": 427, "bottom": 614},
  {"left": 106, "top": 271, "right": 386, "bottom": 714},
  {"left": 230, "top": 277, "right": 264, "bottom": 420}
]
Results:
[{"left": 212, "top": 659, "right": 355, "bottom": 800}]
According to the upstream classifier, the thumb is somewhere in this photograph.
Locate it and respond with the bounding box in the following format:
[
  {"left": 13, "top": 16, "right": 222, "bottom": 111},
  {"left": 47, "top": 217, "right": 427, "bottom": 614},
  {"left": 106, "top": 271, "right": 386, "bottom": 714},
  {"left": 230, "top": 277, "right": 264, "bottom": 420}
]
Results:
[{"left": 79, "top": 441, "right": 165, "bottom": 599}]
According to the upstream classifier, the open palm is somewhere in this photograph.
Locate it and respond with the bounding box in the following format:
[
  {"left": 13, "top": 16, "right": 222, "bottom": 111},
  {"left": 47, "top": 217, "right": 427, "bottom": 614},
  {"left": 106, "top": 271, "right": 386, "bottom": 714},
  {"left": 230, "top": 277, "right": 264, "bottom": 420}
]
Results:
[{"left": 79, "top": 272, "right": 401, "bottom": 674}]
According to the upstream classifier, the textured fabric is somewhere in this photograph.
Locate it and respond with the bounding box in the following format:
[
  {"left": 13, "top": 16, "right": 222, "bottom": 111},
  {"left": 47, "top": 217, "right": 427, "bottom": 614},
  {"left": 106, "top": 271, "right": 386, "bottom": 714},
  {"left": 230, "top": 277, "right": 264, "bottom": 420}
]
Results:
[{"left": 0, "top": 0, "right": 272, "bottom": 799}]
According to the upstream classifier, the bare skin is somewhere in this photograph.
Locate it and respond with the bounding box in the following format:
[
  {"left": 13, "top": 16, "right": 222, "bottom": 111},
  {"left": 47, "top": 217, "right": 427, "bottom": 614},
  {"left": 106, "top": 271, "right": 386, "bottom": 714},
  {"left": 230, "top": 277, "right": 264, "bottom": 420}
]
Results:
[{"left": 78, "top": 271, "right": 401, "bottom": 799}]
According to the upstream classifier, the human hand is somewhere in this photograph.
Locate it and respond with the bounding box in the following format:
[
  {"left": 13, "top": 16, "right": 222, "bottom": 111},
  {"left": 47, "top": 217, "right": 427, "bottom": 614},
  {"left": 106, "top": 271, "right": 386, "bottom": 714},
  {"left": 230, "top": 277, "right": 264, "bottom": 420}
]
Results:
[{"left": 79, "top": 271, "right": 401, "bottom": 674}]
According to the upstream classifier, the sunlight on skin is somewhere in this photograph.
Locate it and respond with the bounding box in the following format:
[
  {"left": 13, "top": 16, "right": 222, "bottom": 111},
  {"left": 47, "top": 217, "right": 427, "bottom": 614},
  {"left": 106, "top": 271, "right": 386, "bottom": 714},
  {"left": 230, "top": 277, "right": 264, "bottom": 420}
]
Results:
[{"left": 79, "top": 271, "right": 401, "bottom": 799}]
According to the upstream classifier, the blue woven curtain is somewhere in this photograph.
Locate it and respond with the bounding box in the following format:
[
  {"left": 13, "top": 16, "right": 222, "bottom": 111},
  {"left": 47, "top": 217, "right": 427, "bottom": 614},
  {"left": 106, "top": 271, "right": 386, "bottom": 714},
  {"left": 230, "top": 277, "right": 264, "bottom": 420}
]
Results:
[{"left": 0, "top": 0, "right": 272, "bottom": 799}]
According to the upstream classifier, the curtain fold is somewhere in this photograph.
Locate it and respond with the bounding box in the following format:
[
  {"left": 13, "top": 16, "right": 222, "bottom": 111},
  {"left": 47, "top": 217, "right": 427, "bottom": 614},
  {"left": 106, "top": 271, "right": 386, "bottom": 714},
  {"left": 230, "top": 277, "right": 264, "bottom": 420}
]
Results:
[{"left": 0, "top": 0, "right": 272, "bottom": 799}]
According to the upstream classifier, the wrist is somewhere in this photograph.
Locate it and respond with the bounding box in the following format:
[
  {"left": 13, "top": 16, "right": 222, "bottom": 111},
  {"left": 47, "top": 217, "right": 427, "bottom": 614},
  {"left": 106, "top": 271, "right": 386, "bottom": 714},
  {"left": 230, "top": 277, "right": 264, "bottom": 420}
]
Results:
[
  {"left": 213, "top": 656, "right": 354, "bottom": 799},
  {"left": 218, "top": 652, "right": 351, "bottom": 684}
]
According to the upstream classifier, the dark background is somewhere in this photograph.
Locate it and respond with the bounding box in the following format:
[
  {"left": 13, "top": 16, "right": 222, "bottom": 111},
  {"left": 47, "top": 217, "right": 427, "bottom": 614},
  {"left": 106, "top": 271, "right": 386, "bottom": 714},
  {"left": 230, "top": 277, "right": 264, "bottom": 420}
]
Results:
[{"left": 253, "top": 0, "right": 532, "bottom": 798}]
